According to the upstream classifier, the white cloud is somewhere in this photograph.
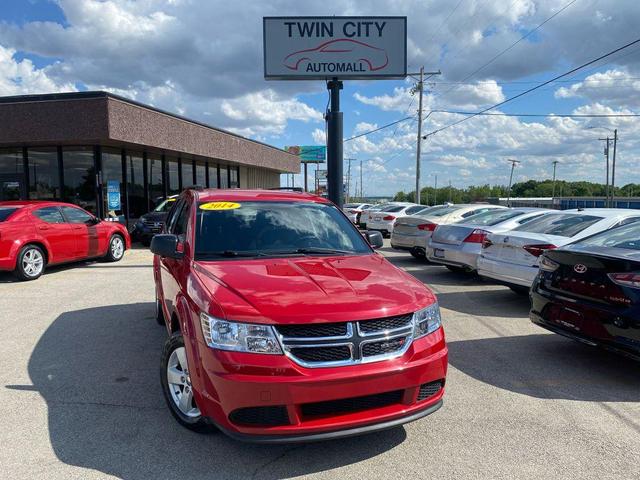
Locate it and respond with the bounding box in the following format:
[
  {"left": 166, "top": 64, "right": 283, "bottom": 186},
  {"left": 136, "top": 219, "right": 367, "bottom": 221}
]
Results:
[
  {"left": 353, "top": 87, "right": 414, "bottom": 112},
  {"left": 555, "top": 68, "right": 640, "bottom": 108}
]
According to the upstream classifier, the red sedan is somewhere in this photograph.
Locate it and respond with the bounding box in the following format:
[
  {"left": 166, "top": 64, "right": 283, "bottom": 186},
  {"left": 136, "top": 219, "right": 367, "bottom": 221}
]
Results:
[
  {"left": 152, "top": 189, "right": 447, "bottom": 442},
  {"left": 0, "top": 201, "right": 130, "bottom": 281}
]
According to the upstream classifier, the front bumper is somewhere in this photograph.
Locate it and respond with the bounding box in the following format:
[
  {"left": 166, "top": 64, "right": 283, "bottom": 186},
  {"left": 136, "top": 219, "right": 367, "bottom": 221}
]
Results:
[
  {"left": 427, "top": 242, "right": 480, "bottom": 270},
  {"left": 191, "top": 329, "right": 448, "bottom": 442},
  {"left": 476, "top": 256, "right": 537, "bottom": 287}
]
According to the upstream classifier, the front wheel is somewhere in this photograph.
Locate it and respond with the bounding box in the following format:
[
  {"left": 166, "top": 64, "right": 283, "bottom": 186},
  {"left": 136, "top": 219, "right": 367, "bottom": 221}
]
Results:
[
  {"left": 105, "top": 234, "right": 125, "bottom": 262},
  {"left": 509, "top": 285, "right": 530, "bottom": 296},
  {"left": 160, "top": 333, "right": 211, "bottom": 432},
  {"left": 14, "top": 244, "right": 46, "bottom": 281}
]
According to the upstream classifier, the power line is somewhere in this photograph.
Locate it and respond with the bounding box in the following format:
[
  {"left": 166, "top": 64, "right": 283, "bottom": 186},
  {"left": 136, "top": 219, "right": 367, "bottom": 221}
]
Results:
[
  {"left": 430, "top": 110, "right": 640, "bottom": 118},
  {"left": 423, "top": 36, "right": 640, "bottom": 139},
  {"left": 448, "top": 0, "right": 579, "bottom": 89},
  {"left": 343, "top": 116, "right": 415, "bottom": 143}
]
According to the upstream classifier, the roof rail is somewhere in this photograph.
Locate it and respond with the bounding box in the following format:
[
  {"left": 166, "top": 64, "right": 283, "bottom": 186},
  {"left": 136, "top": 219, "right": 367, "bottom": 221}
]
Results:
[{"left": 269, "top": 187, "right": 305, "bottom": 193}]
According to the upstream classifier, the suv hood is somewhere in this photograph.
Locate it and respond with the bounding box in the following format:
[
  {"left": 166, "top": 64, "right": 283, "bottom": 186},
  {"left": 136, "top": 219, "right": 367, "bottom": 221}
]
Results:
[
  {"left": 140, "top": 211, "right": 168, "bottom": 223},
  {"left": 192, "top": 254, "right": 435, "bottom": 324}
]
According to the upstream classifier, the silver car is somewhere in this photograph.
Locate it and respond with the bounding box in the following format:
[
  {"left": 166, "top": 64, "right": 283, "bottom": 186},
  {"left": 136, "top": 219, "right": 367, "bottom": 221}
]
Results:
[
  {"left": 391, "top": 204, "right": 506, "bottom": 259},
  {"left": 427, "top": 208, "right": 551, "bottom": 272}
]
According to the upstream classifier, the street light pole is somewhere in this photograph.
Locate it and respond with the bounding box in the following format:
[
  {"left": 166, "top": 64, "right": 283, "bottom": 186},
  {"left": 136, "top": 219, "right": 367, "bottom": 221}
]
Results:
[
  {"left": 506, "top": 159, "right": 521, "bottom": 207},
  {"left": 611, "top": 129, "right": 618, "bottom": 207},
  {"left": 599, "top": 137, "right": 610, "bottom": 207}
]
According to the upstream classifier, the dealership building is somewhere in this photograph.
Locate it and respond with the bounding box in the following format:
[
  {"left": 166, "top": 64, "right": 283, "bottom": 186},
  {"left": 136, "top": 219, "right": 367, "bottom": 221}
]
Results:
[{"left": 0, "top": 91, "right": 298, "bottom": 224}]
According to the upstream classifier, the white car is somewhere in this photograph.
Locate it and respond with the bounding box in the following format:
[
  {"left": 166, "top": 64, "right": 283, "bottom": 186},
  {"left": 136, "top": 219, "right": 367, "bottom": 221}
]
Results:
[
  {"left": 342, "top": 203, "right": 374, "bottom": 224},
  {"left": 427, "top": 208, "right": 552, "bottom": 272},
  {"left": 366, "top": 203, "right": 423, "bottom": 237},
  {"left": 391, "top": 204, "right": 507, "bottom": 259},
  {"left": 361, "top": 202, "right": 412, "bottom": 229},
  {"left": 477, "top": 208, "right": 640, "bottom": 293}
]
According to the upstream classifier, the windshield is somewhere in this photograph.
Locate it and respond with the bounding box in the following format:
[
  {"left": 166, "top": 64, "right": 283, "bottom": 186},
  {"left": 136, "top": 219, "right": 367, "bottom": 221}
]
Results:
[
  {"left": 154, "top": 197, "right": 177, "bottom": 212},
  {"left": 195, "top": 201, "right": 371, "bottom": 258},
  {"left": 574, "top": 222, "right": 640, "bottom": 251},
  {"left": 383, "top": 205, "right": 406, "bottom": 213},
  {"left": 414, "top": 205, "right": 449, "bottom": 216},
  {"left": 512, "top": 213, "right": 602, "bottom": 237},
  {"left": 458, "top": 209, "right": 528, "bottom": 226},
  {"left": 0, "top": 207, "right": 17, "bottom": 222}
]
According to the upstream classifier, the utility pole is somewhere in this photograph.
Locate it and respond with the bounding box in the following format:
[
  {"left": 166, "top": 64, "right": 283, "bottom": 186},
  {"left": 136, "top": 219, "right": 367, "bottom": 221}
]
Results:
[
  {"left": 345, "top": 157, "right": 355, "bottom": 203},
  {"left": 359, "top": 159, "right": 363, "bottom": 199},
  {"left": 448, "top": 180, "right": 452, "bottom": 202},
  {"left": 611, "top": 129, "right": 618, "bottom": 207},
  {"left": 434, "top": 174, "right": 438, "bottom": 205},
  {"left": 506, "top": 159, "right": 521, "bottom": 207},
  {"left": 599, "top": 137, "right": 610, "bottom": 207},
  {"left": 551, "top": 160, "right": 559, "bottom": 199},
  {"left": 411, "top": 67, "right": 441, "bottom": 205}
]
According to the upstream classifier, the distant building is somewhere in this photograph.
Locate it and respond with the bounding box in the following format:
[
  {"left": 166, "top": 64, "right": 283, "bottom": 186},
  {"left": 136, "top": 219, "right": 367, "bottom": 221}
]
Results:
[
  {"left": 488, "top": 196, "right": 640, "bottom": 210},
  {"left": 0, "top": 91, "right": 299, "bottom": 226}
]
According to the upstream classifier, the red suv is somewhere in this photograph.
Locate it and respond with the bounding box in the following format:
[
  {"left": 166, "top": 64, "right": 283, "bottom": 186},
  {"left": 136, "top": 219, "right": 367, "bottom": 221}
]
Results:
[
  {"left": 152, "top": 189, "right": 447, "bottom": 442},
  {"left": 0, "top": 201, "right": 130, "bottom": 280}
]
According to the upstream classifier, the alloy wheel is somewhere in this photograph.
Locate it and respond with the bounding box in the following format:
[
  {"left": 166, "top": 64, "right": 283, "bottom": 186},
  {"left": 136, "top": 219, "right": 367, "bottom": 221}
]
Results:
[
  {"left": 166, "top": 347, "right": 201, "bottom": 418},
  {"left": 22, "top": 248, "right": 44, "bottom": 277},
  {"left": 111, "top": 236, "right": 124, "bottom": 259}
]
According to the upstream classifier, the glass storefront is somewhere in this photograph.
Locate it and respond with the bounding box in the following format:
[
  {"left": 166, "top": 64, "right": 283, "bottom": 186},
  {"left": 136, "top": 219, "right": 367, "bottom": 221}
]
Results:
[
  {"left": 102, "top": 148, "right": 124, "bottom": 217},
  {"left": 0, "top": 148, "right": 23, "bottom": 175},
  {"left": 208, "top": 162, "right": 219, "bottom": 188},
  {"left": 147, "top": 153, "right": 164, "bottom": 209},
  {"left": 195, "top": 161, "right": 206, "bottom": 187},
  {"left": 219, "top": 165, "right": 229, "bottom": 189},
  {"left": 62, "top": 147, "right": 96, "bottom": 213},
  {"left": 27, "top": 147, "right": 60, "bottom": 200},
  {"left": 126, "top": 151, "right": 145, "bottom": 219},
  {"left": 230, "top": 166, "right": 239, "bottom": 188},
  {"left": 181, "top": 158, "right": 194, "bottom": 188},
  {"left": 167, "top": 156, "right": 180, "bottom": 196}
]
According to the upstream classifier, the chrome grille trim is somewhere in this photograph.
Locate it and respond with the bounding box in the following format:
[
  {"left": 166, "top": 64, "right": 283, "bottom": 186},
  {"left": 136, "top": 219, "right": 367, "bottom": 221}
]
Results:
[{"left": 275, "top": 314, "right": 416, "bottom": 368}]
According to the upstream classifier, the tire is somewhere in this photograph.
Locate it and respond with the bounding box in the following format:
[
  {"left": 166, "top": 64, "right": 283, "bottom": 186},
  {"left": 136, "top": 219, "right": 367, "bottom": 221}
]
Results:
[
  {"left": 155, "top": 293, "right": 166, "bottom": 326},
  {"left": 141, "top": 239, "right": 151, "bottom": 247},
  {"left": 160, "top": 333, "right": 211, "bottom": 432},
  {"left": 410, "top": 247, "right": 426, "bottom": 259},
  {"left": 104, "top": 234, "right": 125, "bottom": 262},
  {"left": 509, "top": 285, "right": 530, "bottom": 296},
  {"left": 445, "top": 265, "right": 467, "bottom": 273},
  {"left": 14, "top": 244, "right": 46, "bottom": 281}
]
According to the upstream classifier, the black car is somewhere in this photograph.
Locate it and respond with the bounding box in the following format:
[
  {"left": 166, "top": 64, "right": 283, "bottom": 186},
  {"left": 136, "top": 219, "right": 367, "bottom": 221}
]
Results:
[
  {"left": 130, "top": 196, "right": 177, "bottom": 246},
  {"left": 530, "top": 221, "right": 640, "bottom": 360}
]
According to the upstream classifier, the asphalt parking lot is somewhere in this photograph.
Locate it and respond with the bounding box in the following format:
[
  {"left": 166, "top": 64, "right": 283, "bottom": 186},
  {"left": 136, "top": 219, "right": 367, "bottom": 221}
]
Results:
[{"left": 1, "top": 240, "right": 639, "bottom": 480}]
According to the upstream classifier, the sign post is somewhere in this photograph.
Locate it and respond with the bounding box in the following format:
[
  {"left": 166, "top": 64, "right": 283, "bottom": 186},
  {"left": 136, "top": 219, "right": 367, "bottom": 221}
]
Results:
[
  {"left": 264, "top": 16, "right": 407, "bottom": 206},
  {"left": 284, "top": 145, "right": 326, "bottom": 192}
]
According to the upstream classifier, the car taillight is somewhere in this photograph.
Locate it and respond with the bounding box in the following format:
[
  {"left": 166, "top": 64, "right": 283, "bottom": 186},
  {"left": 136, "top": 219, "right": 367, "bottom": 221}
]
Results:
[
  {"left": 383, "top": 215, "right": 396, "bottom": 221},
  {"left": 417, "top": 223, "right": 437, "bottom": 231},
  {"left": 608, "top": 273, "right": 640, "bottom": 289},
  {"left": 523, "top": 244, "right": 557, "bottom": 257},
  {"left": 464, "top": 229, "right": 489, "bottom": 243}
]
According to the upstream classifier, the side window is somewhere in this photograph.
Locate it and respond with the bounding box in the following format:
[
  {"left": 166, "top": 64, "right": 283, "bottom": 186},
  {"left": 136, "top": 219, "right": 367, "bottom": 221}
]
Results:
[
  {"left": 164, "top": 199, "right": 183, "bottom": 233},
  {"left": 173, "top": 202, "right": 190, "bottom": 236},
  {"left": 33, "top": 207, "right": 64, "bottom": 224},
  {"left": 405, "top": 206, "right": 424, "bottom": 215},
  {"left": 517, "top": 214, "right": 544, "bottom": 224},
  {"left": 61, "top": 206, "right": 94, "bottom": 224},
  {"left": 461, "top": 209, "right": 484, "bottom": 218},
  {"left": 617, "top": 217, "right": 640, "bottom": 227}
]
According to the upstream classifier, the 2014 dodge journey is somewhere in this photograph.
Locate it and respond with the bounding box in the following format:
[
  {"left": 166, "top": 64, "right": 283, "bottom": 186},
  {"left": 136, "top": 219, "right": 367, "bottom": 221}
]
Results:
[{"left": 151, "top": 189, "right": 448, "bottom": 443}]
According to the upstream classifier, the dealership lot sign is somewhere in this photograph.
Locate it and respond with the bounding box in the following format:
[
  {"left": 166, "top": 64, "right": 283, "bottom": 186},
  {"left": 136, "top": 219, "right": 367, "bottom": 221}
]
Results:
[{"left": 263, "top": 17, "right": 407, "bottom": 80}]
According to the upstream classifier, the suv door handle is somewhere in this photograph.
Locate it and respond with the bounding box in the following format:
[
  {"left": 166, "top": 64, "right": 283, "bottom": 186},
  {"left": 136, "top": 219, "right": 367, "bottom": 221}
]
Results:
[{"left": 37, "top": 225, "right": 50, "bottom": 231}]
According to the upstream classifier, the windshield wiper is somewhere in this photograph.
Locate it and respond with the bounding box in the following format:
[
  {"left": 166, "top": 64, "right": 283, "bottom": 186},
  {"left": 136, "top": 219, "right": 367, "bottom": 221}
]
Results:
[
  {"left": 293, "top": 247, "right": 352, "bottom": 255},
  {"left": 197, "top": 250, "right": 269, "bottom": 258}
]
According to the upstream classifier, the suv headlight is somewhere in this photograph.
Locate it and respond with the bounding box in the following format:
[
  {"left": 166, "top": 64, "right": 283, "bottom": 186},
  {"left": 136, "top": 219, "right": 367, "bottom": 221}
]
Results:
[
  {"left": 200, "top": 313, "right": 282, "bottom": 354},
  {"left": 413, "top": 303, "right": 442, "bottom": 339}
]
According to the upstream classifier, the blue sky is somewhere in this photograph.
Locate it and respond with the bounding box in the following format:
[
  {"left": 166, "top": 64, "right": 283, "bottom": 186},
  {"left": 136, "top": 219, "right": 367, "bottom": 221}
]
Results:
[{"left": 1, "top": 0, "right": 639, "bottom": 195}]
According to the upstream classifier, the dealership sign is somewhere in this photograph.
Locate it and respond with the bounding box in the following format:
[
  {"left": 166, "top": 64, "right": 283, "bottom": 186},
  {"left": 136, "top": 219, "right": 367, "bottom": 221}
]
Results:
[
  {"left": 263, "top": 17, "right": 407, "bottom": 80},
  {"left": 285, "top": 145, "right": 326, "bottom": 163}
]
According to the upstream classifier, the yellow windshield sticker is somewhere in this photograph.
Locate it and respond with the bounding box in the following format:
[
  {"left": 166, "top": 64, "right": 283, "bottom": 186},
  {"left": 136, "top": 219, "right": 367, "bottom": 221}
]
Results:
[
  {"left": 199, "top": 201, "right": 241, "bottom": 211},
  {"left": 167, "top": 198, "right": 176, "bottom": 202}
]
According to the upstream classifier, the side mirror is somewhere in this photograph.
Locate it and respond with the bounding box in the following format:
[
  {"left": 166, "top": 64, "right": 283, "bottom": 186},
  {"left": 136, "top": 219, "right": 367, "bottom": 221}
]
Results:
[
  {"left": 365, "top": 230, "right": 384, "bottom": 249},
  {"left": 150, "top": 234, "right": 184, "bottom": 259},
  {"left": 88, "top": 216, "right": 101, "bottom": 225}
]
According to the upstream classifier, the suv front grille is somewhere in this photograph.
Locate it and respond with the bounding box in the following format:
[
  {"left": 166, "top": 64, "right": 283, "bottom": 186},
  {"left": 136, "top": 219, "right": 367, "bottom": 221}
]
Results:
[
  {"left": 417, "top": 380, "right": 443, "bottom": 401},
  {"left": 228, "top": 406, "right": 290, "bottom": 426},
  {"left": 300, "top": 390, "right": 403, "bottom": 419},
  {"left": 275, "top": 312, "right": 415, "bottom": 368}
]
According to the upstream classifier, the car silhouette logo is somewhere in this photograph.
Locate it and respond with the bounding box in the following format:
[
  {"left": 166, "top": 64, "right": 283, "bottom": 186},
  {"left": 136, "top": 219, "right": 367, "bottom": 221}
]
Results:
[
  {"left": 574, "top": 264, "right": 587, "bottom": 274},
  {"left": 283, "top": 38, "right": 389, "bottom": 72}
]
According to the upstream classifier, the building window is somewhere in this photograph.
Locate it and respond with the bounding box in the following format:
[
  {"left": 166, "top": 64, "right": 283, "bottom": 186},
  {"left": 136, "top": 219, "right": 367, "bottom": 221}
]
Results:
[
  {"left": 147, "top": 153, "right": 164, "bottom": 209},
  {"left": 219, "top": 165, "right": 229, "bottom": 189},
  {"left": 208, "top": 162, "right": 219, "bottom": 188},
  {"left": 62, "top": 147, "right": 96, "bottom": 214},
  {"left": 181, "top": 158, "right": 194, "bottom": 188},
  {"left": 102, "top": 148, "right": 124, "bottom": 216},
  {"left": 230, "top": 166, "right": 239, "bottom": 188},
  {"left": 126, "top": 151, "right": 145, "bottom": 219},
  {"left": 166, "top": 156, "right": 180, "bottom": 196},
  {"left": 0, "top": 148, "right": 23, "bottom": 175},
  {"left": 27, "top": 147, "right": 60, "bottom": 200},
  {"left": 195, "top": 160, "right": 206, "bottom": 187}
]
